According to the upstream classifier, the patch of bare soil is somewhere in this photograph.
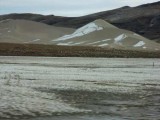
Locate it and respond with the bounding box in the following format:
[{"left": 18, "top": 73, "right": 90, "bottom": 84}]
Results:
[{"left": 0, "top": 43, "right": 159, "bottom": 58}]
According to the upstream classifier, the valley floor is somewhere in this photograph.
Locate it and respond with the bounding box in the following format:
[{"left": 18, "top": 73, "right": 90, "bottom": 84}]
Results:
[{"left": 0, "top": 57, "right": 160, "bottom": 120}]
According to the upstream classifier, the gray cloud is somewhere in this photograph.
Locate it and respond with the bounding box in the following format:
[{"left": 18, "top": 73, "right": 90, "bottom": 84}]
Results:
[{"left": 0, "top": 0, "right": 159, "bottom": 16}]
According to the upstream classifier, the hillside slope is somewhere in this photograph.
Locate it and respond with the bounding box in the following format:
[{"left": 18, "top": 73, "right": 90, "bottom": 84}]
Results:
[
  {"left": 52, "top": 19, "right": 160, "bottom": 51},
  {"left": 0, "top": 19, "right": 159, "bottom": 52},
  {"left": 0, "top": 19, "right": 74, "bottom": 44}
]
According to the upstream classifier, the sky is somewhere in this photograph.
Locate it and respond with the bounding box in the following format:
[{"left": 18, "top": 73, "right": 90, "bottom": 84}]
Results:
[{"left": 0, "top": 0, "right": 159, "bottom": 17}]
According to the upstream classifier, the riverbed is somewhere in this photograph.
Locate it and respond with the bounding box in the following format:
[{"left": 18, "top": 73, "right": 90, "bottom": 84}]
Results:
[{"left": 0, "top": 57, "right": 160, "bottom": 120}]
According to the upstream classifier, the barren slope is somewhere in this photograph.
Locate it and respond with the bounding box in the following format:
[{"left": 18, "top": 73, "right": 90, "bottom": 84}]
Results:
[
  {"left": 52, "top": 19, "right": 160, "bottom": 51},
  {"left": 0, "top": 19, "right": 74, "bottom": 44},
  {"left": 0, "top": 19, "right": 160, "bottom": 53}
]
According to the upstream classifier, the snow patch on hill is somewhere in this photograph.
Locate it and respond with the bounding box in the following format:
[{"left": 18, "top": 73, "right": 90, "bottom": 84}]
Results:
[
  {"left": 57, "top": 42, "right": 73, "bottom": 46},
  {"left": 133, "top": 33, "right": 140, "bottom": 36},
  {"left": 53, "top": 22, "right": 103, "bottom": 41},
  {"left": 98, "top": 43, "right": 109, "bottom": 47},
  {"left": 134, "top": 41, "right": 145, "bottom": 47},
  {"left": 24, "top": 39, "right": 41, "bottom": 43},
  {"left": 114, "top": 34, "right": 127, "bottom": 43},
  {"left": 102, "top": 39, "right": 111, "bottom": 42}
]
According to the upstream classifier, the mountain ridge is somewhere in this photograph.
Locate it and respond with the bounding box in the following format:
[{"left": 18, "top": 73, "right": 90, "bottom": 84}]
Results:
[{"left": 0, "top": 1, "right": 160, "bottom": 42}]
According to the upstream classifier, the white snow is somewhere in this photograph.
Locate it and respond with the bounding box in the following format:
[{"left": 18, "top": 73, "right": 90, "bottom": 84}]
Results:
[
  {"left": 7, "top": 30, "right": 11, "bottom": 33},
  {"left": 134, "top": 41, "right": 145, "bottom": 47},
  {"left": 57, "top": 43, "right": 70, "bottom": 46},
  {"left": 87, "top": 41, "right": 102, "bottom": 45},
  {"left": 71, "top": 41, "right": 86, "bottom": 45},
  {"left": 24, "top": 39, "right": 41, "bottom": 43},
  {"left": 53, "top": 33, "right": 83, "bottom": 41},
  {"left": 53, "top": 22, "right": 103, "bottom": 41},
  {"left": 57, "top": 41, "right": 85, "bottom": 46},
  {"left": 133, "top": 33, "right": 140, "bottom": 36},
  {"left": 32, "top": 39, "right": 40, "bottom": 42},
  {"left": 57, "top": 41, "right": 73, "bottom": 46},
  {"left": 87, "top": 39, "right": 111, "bottom": 46},
  {"left": 114, "top": 34, "right": 127, "bottom": 43},
  {"left": 98, "top": 43, "right": 109, "bottom": 47},
  {"left": 143, "top": 46, "right": 147, "bottom": 49},
  {"left": 102, "top": 39, "right": 111, "bottom": 42},
  {"left": 75, "top": 22, "right": 103, "bottom": 34}
]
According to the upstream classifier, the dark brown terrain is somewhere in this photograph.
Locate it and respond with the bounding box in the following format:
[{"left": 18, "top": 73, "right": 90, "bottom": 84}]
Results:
[
  {"left": 0, "top": 1, "right": 160, "bottom": 42},
  {"left": 0, "top": 43, "right": 159, "bottom": 58}
]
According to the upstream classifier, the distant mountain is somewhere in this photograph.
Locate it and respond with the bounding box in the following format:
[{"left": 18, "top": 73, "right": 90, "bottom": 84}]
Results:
[
  {"left": 0, "top": 13, "right": 73, "bottom": 26},
  {"left": 0, "top": 1, "right": 160, "bottom": 42}
]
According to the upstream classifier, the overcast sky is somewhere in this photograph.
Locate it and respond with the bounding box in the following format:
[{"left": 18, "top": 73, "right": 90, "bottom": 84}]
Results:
[{"left": 0, "top": 0, "right": 159, "bottom": 17}]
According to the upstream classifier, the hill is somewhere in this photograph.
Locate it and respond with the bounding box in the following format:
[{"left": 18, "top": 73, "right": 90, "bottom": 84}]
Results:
[
  {"left": 52, "top": 19, "right": 160, "bottom": 51},
  {"left": 1, "top": 19, "right": 160, "bottom": 52},
  {"left": 0, "top": 19, "right": 74, "bottom": 44}
]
